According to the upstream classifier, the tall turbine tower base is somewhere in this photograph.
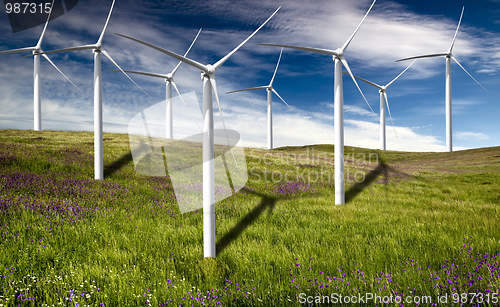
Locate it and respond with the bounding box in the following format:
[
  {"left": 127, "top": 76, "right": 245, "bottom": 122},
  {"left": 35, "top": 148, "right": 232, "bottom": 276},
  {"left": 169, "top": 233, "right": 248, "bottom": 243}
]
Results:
[
  {"left": 380, "top": 92, "right": 386, "bottom": 151},
  {"left": 203, "top": 76, "right": 216, "bottom": 258},
  {"left": 446, "top": 56, "right": 452, "bottom": 152},
  {"left": 334, "top": 58, "right": 345, "bottom": 205},
  {"left": 34, "top": 54, "right": 41, "bottom": 131},
  {"left": 94, "top": 51, "right": 103, "bottom": 180},
  {"left": 267, "top": 89, "right": 273, "bottom": 150},
  {"left": 166, "top": 81, "right": 173, "bottom": 140}
]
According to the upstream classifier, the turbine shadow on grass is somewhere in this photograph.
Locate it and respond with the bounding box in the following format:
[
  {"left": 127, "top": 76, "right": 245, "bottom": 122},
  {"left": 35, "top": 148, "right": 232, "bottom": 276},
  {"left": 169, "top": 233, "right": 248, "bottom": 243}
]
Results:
[
  {"left": 104, "top": 152, "right": 133, "bottom": 178},
  {"left": 215, "top": 187, "right": 312, "bottom": 255},
  {"left": 345, "top": 158, "right": 414, "bottom": 203},
  {"left": 216, "top": 188, "right": 276, "bottom": 255}
]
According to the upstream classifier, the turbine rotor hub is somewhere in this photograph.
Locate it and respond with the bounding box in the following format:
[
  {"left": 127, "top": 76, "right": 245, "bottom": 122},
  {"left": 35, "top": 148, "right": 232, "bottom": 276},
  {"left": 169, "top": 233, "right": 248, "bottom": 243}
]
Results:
[
  {"left": 165, "top": 73, "right": 173, "bottom": 81},
  {"left": 206, "top": 64, "right": 216, "bottom": 75}
]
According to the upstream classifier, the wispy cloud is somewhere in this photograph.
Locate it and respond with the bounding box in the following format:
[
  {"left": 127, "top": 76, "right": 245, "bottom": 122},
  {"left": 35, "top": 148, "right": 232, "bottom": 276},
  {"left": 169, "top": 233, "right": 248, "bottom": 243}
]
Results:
[{"left": 455, "top": 131, "right": 490, "bottom": 140}]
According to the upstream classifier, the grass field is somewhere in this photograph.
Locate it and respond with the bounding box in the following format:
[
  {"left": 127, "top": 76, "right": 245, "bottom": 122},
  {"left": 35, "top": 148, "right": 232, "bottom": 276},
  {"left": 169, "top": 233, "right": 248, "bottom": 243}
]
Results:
[{"left": 1, "top": 129, "right": 499, "bottom": 306}]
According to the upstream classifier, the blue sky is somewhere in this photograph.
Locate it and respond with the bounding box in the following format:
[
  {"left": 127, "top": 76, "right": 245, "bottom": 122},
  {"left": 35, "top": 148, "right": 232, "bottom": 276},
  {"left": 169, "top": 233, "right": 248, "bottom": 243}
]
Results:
[{"left": 0, "top": 0, "right": 499, "bottom": 151}]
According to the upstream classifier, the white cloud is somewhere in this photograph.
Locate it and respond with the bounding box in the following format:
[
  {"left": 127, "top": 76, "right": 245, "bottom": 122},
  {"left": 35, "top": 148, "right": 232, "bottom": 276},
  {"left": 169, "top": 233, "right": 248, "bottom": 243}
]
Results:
[{"left": 455, "top": 131, "right": 490, "bottom": 140}]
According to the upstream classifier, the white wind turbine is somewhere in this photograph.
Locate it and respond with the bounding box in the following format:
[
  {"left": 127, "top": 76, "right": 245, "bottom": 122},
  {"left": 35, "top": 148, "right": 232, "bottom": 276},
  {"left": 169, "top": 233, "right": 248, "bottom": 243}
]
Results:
[
  {"left": 258, "top": 0, "right": 376, "bottom": 205},
  {"left": 116, "top": 7, "right": 280, "bottom": 257},
  {"left": 0, "top": 0, "right": 82, "bottom": 131},
  {"left": 34, "top": 0, "right": 149, "bottom": 180},
  {"left": 225, "top": 48, "right": 299, "bottom": 150},
  {"left": 110, "top": 28, "right": 202, "bottom": 139},
  {"left": 397, "top": 7, "right": 486, "bottom": 152},
  {"left": 345, "top": 60, "right": 415, "bottom": 150}
]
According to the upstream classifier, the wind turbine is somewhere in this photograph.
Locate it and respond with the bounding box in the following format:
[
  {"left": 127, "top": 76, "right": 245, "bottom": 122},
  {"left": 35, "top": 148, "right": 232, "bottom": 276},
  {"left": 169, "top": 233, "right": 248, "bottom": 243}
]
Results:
[
  {"left": 110, "top": 28, "right": 202, "bottom": 139},
  {"left": 116, "top": 7, "right": 280, "bottom": 258},
  {"left": 257, "top": 0, "right": 376, "bottom": 205},
  {"left": 396, "top": 7, "right": 486, "bottom": 152},
  {"left": 0, "top": 0, "right": 82, "bottom": 131},
  {"left": 225, "top": 48, "right": 299, "bottom": 150},
  {"left": 33, "top": 0, "right": 149, "bottom": 180},
  {"left": 344, "top": 60, "right": 415, "bottom": 150}
]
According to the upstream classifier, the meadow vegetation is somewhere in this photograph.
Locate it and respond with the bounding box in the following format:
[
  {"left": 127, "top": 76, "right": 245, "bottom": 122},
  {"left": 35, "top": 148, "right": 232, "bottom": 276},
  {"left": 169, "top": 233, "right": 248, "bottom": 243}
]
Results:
[{"left": 1, "top": 129, "right": 499, "bottom": 306}]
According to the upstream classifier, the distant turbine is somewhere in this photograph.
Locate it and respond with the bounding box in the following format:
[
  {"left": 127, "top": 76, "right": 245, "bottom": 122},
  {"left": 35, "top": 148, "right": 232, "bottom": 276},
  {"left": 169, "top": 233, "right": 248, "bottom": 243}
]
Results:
[
  {"left": 258, "top": 0, "right": 376, "bottom": 205},
  {"left": 34, "top": 0, "right": 149, "bottom": 180},
  {"left": 116, "top": 7, "right": 280, "bottom": 257},
  {"left": 226, "top": 48, "right": 299, "bottom": 150},
  {"left": 0, "top": 0, "right": 82, "bottom": 131},
  {"left": 344, "top": 60, "right": 415, "bottom": 150},
  {"left": 397, "top": 7, "right": 486, "bottom": 152},
  {"left": 110, "top": 28, "right": 202, "bottom": 139}
]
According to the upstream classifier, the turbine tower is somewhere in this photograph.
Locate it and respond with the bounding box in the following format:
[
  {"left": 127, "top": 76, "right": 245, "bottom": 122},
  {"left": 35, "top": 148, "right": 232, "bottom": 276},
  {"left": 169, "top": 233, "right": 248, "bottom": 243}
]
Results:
[
  {"left": 397, "top": 7, "right": 486, "bottom": 152},
  {"left": 110, "top": 28, "right": 202, "bottom": 139},
  {"left": 35, "top": 0, "right": 149, "bottom": 180},
  {"left": 226, "top": 48, "right": 299, "bottom": 150},
  {"left": 0, "top": 0, "right": 82, "bottom": 131},
  {"left": 345, "top": 60, "right": 415, "bottom": 150},
  {"left": 257, "top": 0, "right": 376, "bottom": 205},
  {"left": 116, "top": 7, "right": 280, "bottom": 257}
]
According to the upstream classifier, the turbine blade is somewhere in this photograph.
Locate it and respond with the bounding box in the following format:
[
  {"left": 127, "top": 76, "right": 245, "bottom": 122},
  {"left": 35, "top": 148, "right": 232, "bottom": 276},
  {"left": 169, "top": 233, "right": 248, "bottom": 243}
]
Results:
[
  {"left": 226, "top": 86, "right": 268, "bottom": 94},
  {"left": 396, "top": 53, "right": 447, "bottom": 62},
  {"left": 97, "top": 0, "right": 116, "bottom": 45},
  {"left": 341, "top": 0, "right": 376, "bottom": 52},
  {"left": 271, "top": 88, "right": 304, "bottom": 118},
  {"left": 451, "top": 56, "right": 487, "bottom": 91},
  {"left": 108, "top": 70, "right": 168, "bottom": 79},
  {"left": 342, "top": 71, "right": 382, "bottom": 89},
  {"left": 26, "top": 44, "right": 97, "bottom": 57},
  {"left": 340, "top": 56, "right": 376, "bottom": 115},
  {"left": 383, "top": 92, "right": 398, "bottom": 139},
  {"left": 101, "top": 49, "right": 150, "bottom": 97},
  {"left": 269, "top": 48, "right": 283, "bottom": 86},
  {"left": 257, "top": 43, "right": 337, "bottom": 56},
  {"left": 449, "top": 6, "right": 465, "bottom": 54},
  {"left": 386, "top": 59, "right": 416, "bottom": 88},
  {"left": 209, "top": 77, "right": 239, "bottom": 169},
  {"left": 36, "top": 0, "right": 56, "bottom": 48},
  {"left": 171, "top": 28, "right": 202, "bottom": 76},
  {"left": 42, "top": 53, "right": 83, "bottom": 93},
  {"left": 171, "top": 80, "right": 202, "bottom": 132},
  {"left": 115, "top": 33, "right": 207, "bottom": 72},
  {"left": 0, "top": 46, "right": 36, "bottom": 55},
  {"left": 213, "top": 7, "right": 281, "bottom": 70}
]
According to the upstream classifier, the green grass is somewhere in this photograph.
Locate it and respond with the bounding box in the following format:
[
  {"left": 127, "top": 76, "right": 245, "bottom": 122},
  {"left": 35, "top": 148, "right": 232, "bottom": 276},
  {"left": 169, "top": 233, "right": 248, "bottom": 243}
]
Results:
[{"left": 1, "top": 129, "right": 500, "bottom": 306}]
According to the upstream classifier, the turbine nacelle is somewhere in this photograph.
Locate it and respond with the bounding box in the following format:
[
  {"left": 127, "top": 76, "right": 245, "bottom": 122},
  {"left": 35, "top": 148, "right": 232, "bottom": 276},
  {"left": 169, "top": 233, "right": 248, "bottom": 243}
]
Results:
[
  {"left": 206, "top": 64, "right": 216, "bottom": 75},
  {"left": 165, "top": 73, "right": 174, "bottom": 82},
  {"left": 332, "top": 48, "right": 343, "bottom": 60},
  {"left": 201, "top": 65, "right": 216, "bottom": 80}
]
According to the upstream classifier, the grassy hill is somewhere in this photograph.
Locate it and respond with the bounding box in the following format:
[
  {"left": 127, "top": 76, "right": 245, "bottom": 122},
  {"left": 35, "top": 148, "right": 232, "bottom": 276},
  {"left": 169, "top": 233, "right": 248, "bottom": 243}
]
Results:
[{"left": 1, "top": 129, "right": 499, "bottom": 306}]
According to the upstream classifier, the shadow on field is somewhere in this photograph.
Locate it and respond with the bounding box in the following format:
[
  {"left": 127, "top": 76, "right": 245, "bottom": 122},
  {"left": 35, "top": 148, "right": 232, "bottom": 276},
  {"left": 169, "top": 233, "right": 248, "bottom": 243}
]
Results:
[
  {"left": 216, "top": 188, "right": 280, "bottom": 255},
  {"left": 345, "top": 158, "right": 413, "bottom": 203},
  {"left": 104, "top": 152, "right": 133, "bottom": 178}
]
